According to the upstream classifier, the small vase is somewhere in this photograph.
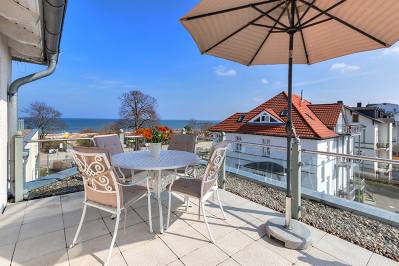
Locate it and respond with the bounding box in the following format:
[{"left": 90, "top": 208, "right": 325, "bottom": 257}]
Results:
[{"left": 149, "top": 142, "right": 162, "bottom": 158}]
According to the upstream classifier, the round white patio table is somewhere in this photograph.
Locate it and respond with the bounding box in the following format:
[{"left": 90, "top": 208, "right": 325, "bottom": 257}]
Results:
[{"left": 111, "top": 150, "right": 201, "bottom": 233}]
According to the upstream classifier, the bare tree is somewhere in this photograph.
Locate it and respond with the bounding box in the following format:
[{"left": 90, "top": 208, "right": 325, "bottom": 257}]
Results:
[
  {"left": 119, "top": 90, "right": 159, "bottom": 130},
  {"left": 24, "top": 102, "right": 66, "bottom": 138}
]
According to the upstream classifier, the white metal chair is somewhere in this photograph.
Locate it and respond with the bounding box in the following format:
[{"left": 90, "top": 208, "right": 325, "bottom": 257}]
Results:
[
  {"left": 93, "top": 134, "right": 141, "bottom": 181},
  {"left": 167, "top": 134, "right": 198, "bottom": 209},
  {"left": 93, "top": 134, "right": 124, "bottom": 155},
  {"left": 70, "top": 146, "right": 152, "bottom": 266},
  {"left": 166, "top": 141, "right": 228, "bottom": 243}
]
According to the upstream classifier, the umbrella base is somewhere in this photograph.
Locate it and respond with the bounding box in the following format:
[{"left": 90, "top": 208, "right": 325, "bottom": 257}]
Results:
[{"left": 265, "top": 217, "right": 312, "bottom": 250}]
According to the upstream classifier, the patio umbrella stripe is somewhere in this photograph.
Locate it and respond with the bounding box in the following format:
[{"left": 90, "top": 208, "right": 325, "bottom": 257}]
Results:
[
  {"left": 295, "top": 0, "right": 316, "bottom": 27},
  {"left": 298, "top": 0, "right": 388, "bottom": 47},
  {"left": 182, "top": 0, "right": 281, "bottom": 21},
  {"left": 295, "top": 4, "right": 309, "bottom": 64},
  {"left": 299, "top": 0, "right": 346, "bottom": 28},
  {"left": 203, "top": 1, "right": 285, "bottom": 54},
  {"left": 248, "top": 3, "right": 288, "bottom": 65}
]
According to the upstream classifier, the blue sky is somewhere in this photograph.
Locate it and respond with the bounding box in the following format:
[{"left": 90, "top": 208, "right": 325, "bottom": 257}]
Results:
[{"left": 13, "top": 0, "right": 399, "bottom": 120}]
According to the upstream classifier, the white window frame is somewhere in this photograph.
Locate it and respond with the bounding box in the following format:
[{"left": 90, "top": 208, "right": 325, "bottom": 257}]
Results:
[
  {"left": 235, "top": 136, "right": 242, "bottom": 152},
  {"left": 262, "top": 138, "right": 271, "bottom": 157},
  {"left": 250, "top": 110, "right": 281, "bottom": 124}
]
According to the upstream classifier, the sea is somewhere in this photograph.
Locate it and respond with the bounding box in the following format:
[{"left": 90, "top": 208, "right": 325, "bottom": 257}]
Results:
[{"left": 54, "top": 118, "right": 218, "bottom": 133}]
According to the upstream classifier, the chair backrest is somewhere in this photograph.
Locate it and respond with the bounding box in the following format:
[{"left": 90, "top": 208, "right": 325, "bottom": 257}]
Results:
[
  {"left": 168, "top": 134, "right": 196, "bottom": 153},
  {"left": 93, "top": 134, "right": 124, "bottom": 156},
  {"left": 201, "top": 141, "right": 228, "bottom": 196},
  {"left": 71, "top": 146, "right": 121, "bottom": 208}
]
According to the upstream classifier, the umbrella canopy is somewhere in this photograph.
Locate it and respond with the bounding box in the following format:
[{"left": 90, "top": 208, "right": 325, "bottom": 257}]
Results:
[
  {"left": 180, "top": 0, "right": 399, "bottom": 226},
  {"left": 181, "top": 0, "right": 399, "bottom": 65}
]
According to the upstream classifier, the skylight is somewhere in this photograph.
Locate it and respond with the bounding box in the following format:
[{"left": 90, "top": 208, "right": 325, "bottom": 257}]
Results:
[
  {"left": 280, "top": 110, "right": 288, "bottom": 117},
  {"left": 237, "top": 115, "right": 245, "bottom": 122}
]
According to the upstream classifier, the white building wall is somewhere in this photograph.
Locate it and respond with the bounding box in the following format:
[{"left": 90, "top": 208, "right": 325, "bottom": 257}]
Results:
[
  {"left": 223, "top": 132, "right": 349, "bottom": 196},
  {"left": 0, "top": 34, "right": 11, "bottom": 211}
]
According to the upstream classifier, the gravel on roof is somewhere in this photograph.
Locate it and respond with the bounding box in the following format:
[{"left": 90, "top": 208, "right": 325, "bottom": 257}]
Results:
[{"left": 225, "top": 173, "right": 399, "bottom": 262}]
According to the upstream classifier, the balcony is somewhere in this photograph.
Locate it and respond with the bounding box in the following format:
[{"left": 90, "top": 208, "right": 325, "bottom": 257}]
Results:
[
  {"left": 337, "top": 124, "right": 363, "bottom": 136},
  {"left": 376, "top": 142, "right": 390, "bottom": 150},
  {"left": 5, "top": 135, "right": 399, "bottom": 265},
  {"left": 1, "top": 189, "right": 395, "bottom": 265}
]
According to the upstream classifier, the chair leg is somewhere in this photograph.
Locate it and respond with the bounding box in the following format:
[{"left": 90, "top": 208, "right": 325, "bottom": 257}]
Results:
[
  {"left": 201, "top": 202, "right": 215, "bottom": 243},
  {"left": 158, "top": 195, "right": 164, "bottom": 234},
  {"left": 185, "top": 196, "right": 189, "bottom": 212},
  {"left": 123, "top": 208, "right": 128, "bottom": 233},
  {"left": 215, "top": 189, "right": 226, "bottom": 220},
  {"left": 166, "top": 190, "right": 172, "bottom": 229},
  {"left": 198, "top": 199, "right": 201, "bottom": 219},
  {"left": 70, "top": 204, "right": 87, "bottom": 248},
  {"left": 147, "top": 192, "right": 153, "bottom": 233},
  {"left": 106, "top": 211, "right": 120, "bottom": 266}
]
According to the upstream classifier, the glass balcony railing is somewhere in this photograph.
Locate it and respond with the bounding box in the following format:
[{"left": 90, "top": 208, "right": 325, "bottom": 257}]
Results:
[
  {"left": 16, "top": 133, "right": 399, "bottom": 225},
  {"left": 196, "top": 137, "right": 399, "bottom": 225}
]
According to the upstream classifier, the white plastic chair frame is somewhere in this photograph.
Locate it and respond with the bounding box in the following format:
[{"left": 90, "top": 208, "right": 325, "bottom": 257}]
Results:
[
  {"left": 70, "top": 148, "right": 153, "bottom": 266},
  {"left": 166, "top": 142, "right": 228, "bottom": 243}
]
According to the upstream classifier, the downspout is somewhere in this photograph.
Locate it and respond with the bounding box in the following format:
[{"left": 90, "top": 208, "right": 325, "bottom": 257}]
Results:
[
  {"left": 7, "top": 0, "right": 66, "bottom": 197},
  {"left": 7, "top": 56, "right": 58, "bottom": 196}
]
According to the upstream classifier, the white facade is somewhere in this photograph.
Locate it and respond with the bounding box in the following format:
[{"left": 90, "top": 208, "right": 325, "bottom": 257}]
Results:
[
  {"left": 223, "top": 129, "right": 354, "bottom": 197},
  {"left": 344, "top": 108, "right": 393, "bottom": 179},
  {"left": 0, "top": 34, "right": 11, "bottom": 211}
]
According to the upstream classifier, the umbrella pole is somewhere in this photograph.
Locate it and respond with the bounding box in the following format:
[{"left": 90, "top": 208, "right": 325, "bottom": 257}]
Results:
[
  {"left": 285, "top": 1, "right": 296, "bottom": 230},
  {"left": 265, "top": 1, "right": 311, "bottom": 249}
]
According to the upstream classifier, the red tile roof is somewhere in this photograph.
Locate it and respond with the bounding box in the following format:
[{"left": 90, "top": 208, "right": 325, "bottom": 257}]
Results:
[
  {"left": 308, "top": 103, "right": 343, "bottom": 130},
  {"left": 210, "top": 91, "right": 340, "bottom": 140}
]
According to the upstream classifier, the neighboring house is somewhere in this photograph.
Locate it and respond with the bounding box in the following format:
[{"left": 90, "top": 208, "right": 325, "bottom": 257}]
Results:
[
  {"left": 366, "top": 103, "right": 399, "bottom": 156},
  {"left": 210, "top": 91, "right": 359, "bottom": 199},
  {"left": 344, "top": 103, "right": 394, "bottom": 180}
]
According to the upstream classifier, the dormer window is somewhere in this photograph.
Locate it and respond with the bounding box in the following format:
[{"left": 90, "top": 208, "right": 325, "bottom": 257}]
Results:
[{"left": 249, "top": 110, "right": 282, "bottom": 124}]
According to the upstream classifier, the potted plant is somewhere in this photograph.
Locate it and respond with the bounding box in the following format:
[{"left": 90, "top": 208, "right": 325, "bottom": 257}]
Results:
[{"left": 136, "top": 126, "right": 171, "bottom": 158}]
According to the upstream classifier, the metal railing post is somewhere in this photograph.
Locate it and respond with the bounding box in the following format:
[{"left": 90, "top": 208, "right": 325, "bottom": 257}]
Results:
[
  {"left": 14, "top": 135, "right": 24, "bottom": 202},
  {"left": 119, "top": 130, "right": 125, "bottom": 148},
  {"left": 221, "top": 132, "right": 227, "bottom": 189},
  {"left": 291, "top": 139, "right": 302, "bottom": 219}
]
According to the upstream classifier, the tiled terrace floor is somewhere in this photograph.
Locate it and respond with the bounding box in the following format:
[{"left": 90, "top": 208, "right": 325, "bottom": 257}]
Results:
[{"left": 0, "top": 190, "right": 398, "bottom": 266}]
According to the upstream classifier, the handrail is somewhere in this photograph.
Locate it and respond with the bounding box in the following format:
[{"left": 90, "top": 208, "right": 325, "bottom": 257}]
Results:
[
  {"left": 25, "top": 137, "right": 93, "bottom": 143},
  {"left": 197, "top": 138, "right": 399, "bottom": 165}
]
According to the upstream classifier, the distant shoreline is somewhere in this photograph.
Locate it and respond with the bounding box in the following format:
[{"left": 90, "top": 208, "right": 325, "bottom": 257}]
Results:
[{"left": 22, "top": 118, "right": 219, "bottom": 133}]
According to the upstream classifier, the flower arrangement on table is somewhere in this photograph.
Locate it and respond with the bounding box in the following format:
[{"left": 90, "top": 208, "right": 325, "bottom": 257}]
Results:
[
  {"left": 136, "top": 126, "right": 172, "bottom": 143},
  {"left": 136, "top": 126, "right": 172, "bottom": 158}
]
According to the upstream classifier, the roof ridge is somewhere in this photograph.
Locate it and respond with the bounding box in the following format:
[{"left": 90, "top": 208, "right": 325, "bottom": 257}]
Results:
[{"left": 286, "top": 93, "right": 335, "bottom": 139}]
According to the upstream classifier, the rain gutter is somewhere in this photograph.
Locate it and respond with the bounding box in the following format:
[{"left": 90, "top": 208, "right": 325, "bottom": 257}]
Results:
[{"left": 8, "top": 0, "right": 67, "bottom": 96}]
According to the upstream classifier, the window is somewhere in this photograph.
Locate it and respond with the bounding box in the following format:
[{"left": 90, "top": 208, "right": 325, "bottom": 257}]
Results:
[
  {"left": 280, "top": 110, "right": 288, "bottom": 117},
  {"left": 235, "top": 136, "right": 242, "bottom": 152},
  {"left": 251, "top": 111, "right": 281, "bottom": 124},
  {"left": 237, "top": 115, "right": 245, "bottom": 122},
  {"left": 352, "top": 114, "right": 359, "bottom": 123},
  {"left": 262, "top": 139, "right": 271, "bottom": 157},
  {"left": 362, "top": 128, "right": 366, "bottom": 143}
]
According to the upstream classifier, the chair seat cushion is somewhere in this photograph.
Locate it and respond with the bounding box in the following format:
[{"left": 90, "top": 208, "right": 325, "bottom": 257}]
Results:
[
  {"left": 168, "top": 178, "right": 202, "bottom": 198},
  {"left": 122, "top": 185, "right": 147, "bottom": 207}
]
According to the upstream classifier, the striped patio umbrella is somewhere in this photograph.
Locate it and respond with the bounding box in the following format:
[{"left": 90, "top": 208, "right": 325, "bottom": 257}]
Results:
[{"left": 180, "top": 0, "right": 399, "bottom": 228}]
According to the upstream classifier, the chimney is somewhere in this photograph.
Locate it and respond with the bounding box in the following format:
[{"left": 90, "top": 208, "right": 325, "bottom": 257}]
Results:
[
  {"left": 337, "top": 100, "right": 343, "bottom": 104},
  {"left": 357, "top": 102, "right": 362, "bottom": 107},
  {"left": 300, "top": 90, "right": 304, "bottom": 106}
]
